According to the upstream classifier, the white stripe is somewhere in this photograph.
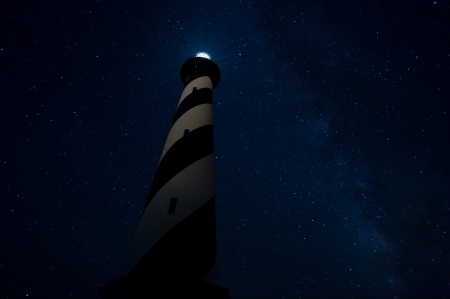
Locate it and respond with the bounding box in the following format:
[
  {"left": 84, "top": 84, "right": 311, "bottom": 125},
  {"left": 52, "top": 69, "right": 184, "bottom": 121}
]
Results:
[
  {"left": 127, "top": 154, "right": 215, "bottom": 272},
  {"left": 178, "top": 76, "right": 212, "bottom": 107},
  {"left": 159, "top": 104, "right": 212, "bottom": 163}
]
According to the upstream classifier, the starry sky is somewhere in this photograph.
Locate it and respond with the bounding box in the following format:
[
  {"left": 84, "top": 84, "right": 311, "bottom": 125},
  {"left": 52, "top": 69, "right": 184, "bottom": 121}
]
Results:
[{"left": 2, "top": 0, "right": 450, "bottom": 298}]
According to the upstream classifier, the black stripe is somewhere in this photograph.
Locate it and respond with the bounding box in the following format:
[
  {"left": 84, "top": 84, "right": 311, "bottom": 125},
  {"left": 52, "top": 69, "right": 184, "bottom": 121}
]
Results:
[
  {"left": 172, "top": 88, "right": 212, "bottom": 126},
  {"left": 143, "top": 125, "right": 213, "bottom": 212},
  {"left": 131, "top": 197, "right": 216, "bottom": 282}
]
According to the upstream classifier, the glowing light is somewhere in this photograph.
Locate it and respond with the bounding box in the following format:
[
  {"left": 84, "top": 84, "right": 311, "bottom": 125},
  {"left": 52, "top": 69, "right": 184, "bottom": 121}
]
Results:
[{"left": 195, "top": 52, "right": 211, "bottom": 60}]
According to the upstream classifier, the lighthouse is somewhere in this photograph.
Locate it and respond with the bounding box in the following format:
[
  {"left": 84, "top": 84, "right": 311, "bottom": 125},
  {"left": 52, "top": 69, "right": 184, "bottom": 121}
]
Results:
[{"left": 99, "top": 53, "right": 229, "bottom": 298}]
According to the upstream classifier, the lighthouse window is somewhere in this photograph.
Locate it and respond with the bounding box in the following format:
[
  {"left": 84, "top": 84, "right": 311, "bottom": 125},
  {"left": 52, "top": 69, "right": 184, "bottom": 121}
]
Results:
[{"left": 168, "top": 197, "right": 177, "bottom": 214}]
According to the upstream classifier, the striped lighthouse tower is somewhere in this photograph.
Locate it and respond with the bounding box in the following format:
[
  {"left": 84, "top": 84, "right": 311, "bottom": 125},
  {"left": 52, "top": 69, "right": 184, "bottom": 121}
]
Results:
[{"left": 99, "top": 53, "right": 229, "bottom": 299}]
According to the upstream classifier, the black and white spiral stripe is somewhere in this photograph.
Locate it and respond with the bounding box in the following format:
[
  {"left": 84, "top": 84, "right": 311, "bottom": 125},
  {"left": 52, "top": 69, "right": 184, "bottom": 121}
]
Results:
[{"left": 126, "top": 76, "right": 217, "bottom": 283}]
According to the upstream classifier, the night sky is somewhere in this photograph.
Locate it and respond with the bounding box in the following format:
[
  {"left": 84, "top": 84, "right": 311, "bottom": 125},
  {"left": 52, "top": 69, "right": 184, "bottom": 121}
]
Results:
[{"left": 2, "top": 0, "right": 450, "bottom": 298}]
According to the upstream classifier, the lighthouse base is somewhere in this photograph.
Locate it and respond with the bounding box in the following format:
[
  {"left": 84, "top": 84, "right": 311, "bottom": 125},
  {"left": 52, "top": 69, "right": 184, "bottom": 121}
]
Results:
[{"left": 98, "top": 275, "right": 229, "bottom": 299}]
